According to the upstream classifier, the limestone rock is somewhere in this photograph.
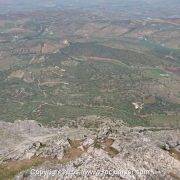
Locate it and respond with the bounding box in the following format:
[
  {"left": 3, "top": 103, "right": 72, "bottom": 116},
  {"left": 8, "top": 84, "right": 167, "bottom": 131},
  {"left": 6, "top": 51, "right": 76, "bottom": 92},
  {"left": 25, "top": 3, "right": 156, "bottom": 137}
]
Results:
[
  {"left": 97, "top": 126, "right": 112, "bottom": 140},
  {"left": 0, "top": 118, "right": 179, "bottom": 179}
]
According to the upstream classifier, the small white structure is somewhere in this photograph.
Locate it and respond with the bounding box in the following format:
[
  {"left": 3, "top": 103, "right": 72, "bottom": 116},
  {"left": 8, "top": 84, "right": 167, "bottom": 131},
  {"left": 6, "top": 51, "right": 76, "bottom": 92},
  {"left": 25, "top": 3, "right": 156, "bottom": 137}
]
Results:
[
  {"left": 132, "top": 102, "right": 144, "bottom": 110},
  {"left": 63, "top": 40, "right": 70, "bottom": 46},
  {"left": 49, "top": 31, "right": 54, "bottom": 35}
]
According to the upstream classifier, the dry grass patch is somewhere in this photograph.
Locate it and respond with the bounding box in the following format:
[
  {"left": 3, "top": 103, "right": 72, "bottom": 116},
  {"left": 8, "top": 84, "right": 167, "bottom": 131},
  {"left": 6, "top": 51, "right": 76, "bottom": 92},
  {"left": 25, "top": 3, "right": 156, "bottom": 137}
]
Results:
[
  {"left": 0, "top": 157, "right": 45, "bottom": 180},
  {"left": 169, "top": 148, "right": 180, "bottom": 161},
  {"left": 101, "top": 138, "right": 114, "bottom": 147},
  {"left": 68, "top": 139, "right": 82, "bottom": 148},
  {"left": 63, "top": 147, "right": 84, "bottom": 162},
  {"left": 104, "top": 146, "right": 119, "bottom": 158}
]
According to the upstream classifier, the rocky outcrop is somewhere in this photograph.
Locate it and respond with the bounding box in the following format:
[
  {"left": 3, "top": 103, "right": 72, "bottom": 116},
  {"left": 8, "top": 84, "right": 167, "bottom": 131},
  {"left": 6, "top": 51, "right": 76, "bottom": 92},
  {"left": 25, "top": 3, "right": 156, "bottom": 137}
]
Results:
[{"left": 0, "top": 118, "right": 180, "bottom": 179}]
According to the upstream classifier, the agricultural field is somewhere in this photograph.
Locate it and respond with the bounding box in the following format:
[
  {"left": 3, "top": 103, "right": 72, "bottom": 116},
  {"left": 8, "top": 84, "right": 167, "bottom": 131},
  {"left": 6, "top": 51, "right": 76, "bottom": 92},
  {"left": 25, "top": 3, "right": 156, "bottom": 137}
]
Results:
[{"left": 0, "top": 6, "right": 180, "bottom": 128}]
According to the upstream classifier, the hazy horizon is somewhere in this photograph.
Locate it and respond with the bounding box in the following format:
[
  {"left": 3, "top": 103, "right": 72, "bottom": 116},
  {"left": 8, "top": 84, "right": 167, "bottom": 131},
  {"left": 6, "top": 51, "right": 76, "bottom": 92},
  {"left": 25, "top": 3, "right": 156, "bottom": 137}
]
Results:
[{"left": 0, "top": 0, "right": 179, "bottom": 19}]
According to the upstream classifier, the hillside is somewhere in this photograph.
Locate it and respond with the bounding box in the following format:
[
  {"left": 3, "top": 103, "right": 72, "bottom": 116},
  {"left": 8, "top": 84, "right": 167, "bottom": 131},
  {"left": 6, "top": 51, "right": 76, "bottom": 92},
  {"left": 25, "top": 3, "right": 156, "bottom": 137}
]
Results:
[
  {"left": 0, "top": 1, "right": 180, "bottom": 179},
  {"left": 0, "top": 118, "right": 180, "bottom": 179}
]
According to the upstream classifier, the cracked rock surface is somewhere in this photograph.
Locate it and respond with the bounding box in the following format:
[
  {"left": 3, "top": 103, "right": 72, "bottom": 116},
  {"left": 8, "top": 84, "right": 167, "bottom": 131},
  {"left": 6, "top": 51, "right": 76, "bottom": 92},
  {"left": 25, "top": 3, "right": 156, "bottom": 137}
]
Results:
[{"left": 0, "top": 117, "right": 179, "bottom": 179}]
